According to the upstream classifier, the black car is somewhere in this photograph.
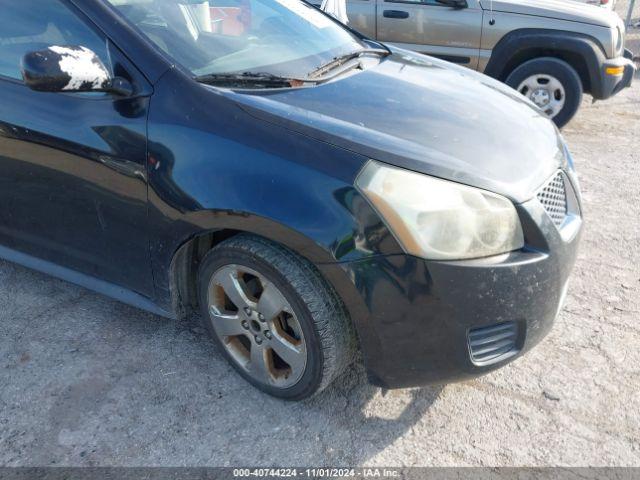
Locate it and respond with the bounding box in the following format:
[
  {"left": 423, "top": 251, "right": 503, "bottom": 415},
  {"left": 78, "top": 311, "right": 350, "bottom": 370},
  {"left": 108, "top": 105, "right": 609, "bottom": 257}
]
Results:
[{"left": 0, "top": 0, "right": 582, "bottom": 400}]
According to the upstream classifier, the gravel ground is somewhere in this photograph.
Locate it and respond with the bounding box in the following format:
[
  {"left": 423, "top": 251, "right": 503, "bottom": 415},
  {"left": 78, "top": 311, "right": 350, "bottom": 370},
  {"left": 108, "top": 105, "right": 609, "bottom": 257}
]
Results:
[{"left": 1, "top": 12, "right": 639, "bottom": 470}]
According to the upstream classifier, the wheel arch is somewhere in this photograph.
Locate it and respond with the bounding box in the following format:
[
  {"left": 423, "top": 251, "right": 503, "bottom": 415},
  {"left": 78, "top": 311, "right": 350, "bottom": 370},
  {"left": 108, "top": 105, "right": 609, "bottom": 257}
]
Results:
[
  {"left": 163, "top": 213, "right": 370, "bottom": 335},
  {"left": 162, "top": 214, "right": 380, "bottom": 378},
  {"left": 484, "top": 29, "right": 607, "bottom": 96}
]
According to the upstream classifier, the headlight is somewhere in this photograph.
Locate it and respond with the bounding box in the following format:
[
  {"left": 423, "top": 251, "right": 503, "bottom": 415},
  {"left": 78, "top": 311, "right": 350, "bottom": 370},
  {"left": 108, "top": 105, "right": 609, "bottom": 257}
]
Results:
[
  {"left": 356, "top": 161, "right": 524, "bottom": 260},
  {"left": 616, "top": 26, "right": 624, "bottom": 54},
  {"left": 612, "top": 25, "right": 624, "bottom": 55}
]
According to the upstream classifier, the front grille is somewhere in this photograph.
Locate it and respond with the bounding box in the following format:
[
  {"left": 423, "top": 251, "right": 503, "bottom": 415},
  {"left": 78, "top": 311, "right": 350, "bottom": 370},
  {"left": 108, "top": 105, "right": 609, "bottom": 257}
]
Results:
[
  {"left": 468, "top": 322, "right": 519, "bottom": 366},
  {"left": 538, "top": 172, "right": 568, "bottom": 227}
]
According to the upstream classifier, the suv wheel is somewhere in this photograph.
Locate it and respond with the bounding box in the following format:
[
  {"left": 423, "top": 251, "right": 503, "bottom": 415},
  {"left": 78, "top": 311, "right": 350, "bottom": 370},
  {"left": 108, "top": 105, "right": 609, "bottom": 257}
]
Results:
[
  {"left": 505, "top": 57, "right": 583, "bottom": 128},
  {"left": 197, "top": 234, "right": 355, "bottom": 400}
]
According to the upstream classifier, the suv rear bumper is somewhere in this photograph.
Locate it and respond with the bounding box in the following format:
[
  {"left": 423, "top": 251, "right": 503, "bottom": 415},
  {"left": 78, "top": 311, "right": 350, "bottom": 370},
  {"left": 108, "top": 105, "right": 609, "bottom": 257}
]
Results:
[{"left": 594, "top": 49, "right": 636, "bottom": 100}]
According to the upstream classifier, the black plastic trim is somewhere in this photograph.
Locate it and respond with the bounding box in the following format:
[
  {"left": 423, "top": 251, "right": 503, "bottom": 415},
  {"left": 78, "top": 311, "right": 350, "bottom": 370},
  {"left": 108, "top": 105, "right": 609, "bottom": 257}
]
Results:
[{"left": 484, "top": 29, "right": 608, "bottom": 97}]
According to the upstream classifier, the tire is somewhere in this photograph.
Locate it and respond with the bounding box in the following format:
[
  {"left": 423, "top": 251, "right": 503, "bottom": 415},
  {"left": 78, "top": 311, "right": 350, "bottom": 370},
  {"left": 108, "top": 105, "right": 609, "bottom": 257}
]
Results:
[
  {"left": 197, "top": 234, "right": 355, "bottom": 400},
  {"left": 505, "top": 57, "right": 583, "bottom": 128}
]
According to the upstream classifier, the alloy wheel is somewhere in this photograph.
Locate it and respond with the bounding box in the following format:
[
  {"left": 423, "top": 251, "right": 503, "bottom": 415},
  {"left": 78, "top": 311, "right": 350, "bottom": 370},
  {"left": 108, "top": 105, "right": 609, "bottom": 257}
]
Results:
[{"left": 207, "top": 264, "right": 307, "bottom": 388}]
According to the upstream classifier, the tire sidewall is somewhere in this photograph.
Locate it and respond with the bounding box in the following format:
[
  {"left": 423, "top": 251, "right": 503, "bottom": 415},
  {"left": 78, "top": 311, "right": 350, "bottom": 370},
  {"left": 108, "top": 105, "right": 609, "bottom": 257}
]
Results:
[
  {"left": 197, "top": 245, "right": 324, "bottom": 400},
  {"left": 505, "top": 58, "right": 583, "bottom": 128}
]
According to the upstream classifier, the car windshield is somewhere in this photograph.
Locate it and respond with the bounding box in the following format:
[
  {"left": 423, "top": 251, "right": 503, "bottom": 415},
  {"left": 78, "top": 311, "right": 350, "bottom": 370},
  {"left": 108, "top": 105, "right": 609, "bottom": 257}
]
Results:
[{"left": 105, "top": 0, "right": 366, "bottom": 79}]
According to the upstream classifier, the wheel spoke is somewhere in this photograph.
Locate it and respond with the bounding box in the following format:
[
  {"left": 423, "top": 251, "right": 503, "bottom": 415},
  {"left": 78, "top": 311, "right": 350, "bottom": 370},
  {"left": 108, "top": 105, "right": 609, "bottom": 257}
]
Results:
[
  {"left": 248, "top": 344, "right": 271, "bottom": 382},
  {"left": 216, "top": 267, "right": 254, "bottom": 311},
  {"left": 209, "top": 306, "right": 245, "bottom": 337},
  {"left": 258, "top": 282, "right": 288, "bottom": 321},
  {"left": 270, "top": 333, "right": 305, "bottom": 375}
]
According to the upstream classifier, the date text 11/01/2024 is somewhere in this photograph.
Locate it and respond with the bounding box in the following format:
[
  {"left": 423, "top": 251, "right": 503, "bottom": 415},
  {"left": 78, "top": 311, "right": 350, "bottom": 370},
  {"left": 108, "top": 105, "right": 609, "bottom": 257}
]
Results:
[{"left": 232, "top": 468, "right": 401, "bottom": 477}]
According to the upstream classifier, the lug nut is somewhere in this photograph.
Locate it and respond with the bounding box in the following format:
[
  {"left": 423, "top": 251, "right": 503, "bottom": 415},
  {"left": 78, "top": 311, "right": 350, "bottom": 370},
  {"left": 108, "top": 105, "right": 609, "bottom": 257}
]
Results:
[
  {"left": 254, "top": 335, "right": 262, "bottom": 345},
  {"left": 258, "top": 313, "right": 265, "bottom": 322},
  {"left": 244, "top": 307, "right": 252, "bottom": 315},
  {"left": 264, "top": 331, "right": 272, "bottom": 340},
  {"left": 241, "top": 320, "right": 249, "bottom": 330}
]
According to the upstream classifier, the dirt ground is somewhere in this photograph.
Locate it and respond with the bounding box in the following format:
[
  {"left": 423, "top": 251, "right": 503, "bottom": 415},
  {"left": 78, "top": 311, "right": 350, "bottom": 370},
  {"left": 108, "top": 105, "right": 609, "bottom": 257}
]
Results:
[{"left": 1, "top": 6, "right": 639, "bottom": 469}]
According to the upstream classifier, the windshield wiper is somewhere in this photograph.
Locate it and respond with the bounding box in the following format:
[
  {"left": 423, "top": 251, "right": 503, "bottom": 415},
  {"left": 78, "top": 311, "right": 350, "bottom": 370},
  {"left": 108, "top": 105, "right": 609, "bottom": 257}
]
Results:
[
  {"left": 195, "top": 72, "right": 312, "bottom": 89},
  {"left": 308, "top": 47, "right": 390, "bottom": 79}
]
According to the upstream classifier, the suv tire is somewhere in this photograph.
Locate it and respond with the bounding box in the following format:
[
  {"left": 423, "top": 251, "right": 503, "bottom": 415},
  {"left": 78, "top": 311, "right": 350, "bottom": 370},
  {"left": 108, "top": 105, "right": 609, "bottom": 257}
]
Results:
[{"left": 505, "top": 57, "right": 583, "bottom": 128}]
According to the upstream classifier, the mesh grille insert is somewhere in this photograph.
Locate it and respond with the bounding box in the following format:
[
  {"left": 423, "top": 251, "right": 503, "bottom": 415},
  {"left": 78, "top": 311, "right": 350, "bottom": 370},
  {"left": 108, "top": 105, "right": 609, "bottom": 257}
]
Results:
[
  {"left": 468, "top": 322, "right": 518, "bottom": 366},
  {"left": 538, "top": 172, "right": 568, "bottom": 227}
]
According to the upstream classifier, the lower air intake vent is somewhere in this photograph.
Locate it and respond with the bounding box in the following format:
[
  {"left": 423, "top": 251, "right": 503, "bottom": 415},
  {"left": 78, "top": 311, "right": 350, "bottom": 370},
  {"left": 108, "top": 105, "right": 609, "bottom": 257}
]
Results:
[{"left": 468, "top": 322, "right": 519, "bottom": 366}]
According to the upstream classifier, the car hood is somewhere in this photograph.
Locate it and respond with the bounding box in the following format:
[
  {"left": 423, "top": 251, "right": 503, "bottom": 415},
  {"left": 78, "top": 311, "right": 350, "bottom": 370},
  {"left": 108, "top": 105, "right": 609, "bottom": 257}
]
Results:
[
  {"left": 479, "top": 0, "right": 620, "bottom": 28},
  {"left": 224, "top": 51, "right": 566, "bottom": 204}
]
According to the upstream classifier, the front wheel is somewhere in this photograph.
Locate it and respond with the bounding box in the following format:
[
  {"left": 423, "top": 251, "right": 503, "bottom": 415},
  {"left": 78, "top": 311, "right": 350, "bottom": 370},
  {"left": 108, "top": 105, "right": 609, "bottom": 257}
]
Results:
[
  {"left": 505, "top": 57, "right": 583, "bottom": 128},
  {"left": 197, "top": 234, "right": 355, "bottom": 400}
]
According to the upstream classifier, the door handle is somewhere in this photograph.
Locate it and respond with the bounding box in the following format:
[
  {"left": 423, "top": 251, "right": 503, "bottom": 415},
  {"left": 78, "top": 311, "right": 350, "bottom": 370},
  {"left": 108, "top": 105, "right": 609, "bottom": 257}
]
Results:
[{"left": 383, "top": 9, "right": 409, "bottom": 18}]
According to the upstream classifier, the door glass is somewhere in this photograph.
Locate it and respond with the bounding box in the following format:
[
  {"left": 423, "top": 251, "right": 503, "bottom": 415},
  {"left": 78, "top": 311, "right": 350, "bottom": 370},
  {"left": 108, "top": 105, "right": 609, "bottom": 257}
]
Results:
[{"left": 0, "top": 0, "right": 110, "bottom": 81}]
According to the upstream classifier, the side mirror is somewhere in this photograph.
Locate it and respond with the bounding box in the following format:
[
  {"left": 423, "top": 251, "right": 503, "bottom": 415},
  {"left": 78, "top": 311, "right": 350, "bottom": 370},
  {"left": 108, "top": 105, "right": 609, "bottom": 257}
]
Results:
[
  {"left": 435, "top": 0, "right": 468, "bottom": 8},
  {"left": 21, "top": 45, "right": 133, "bottom": 96}
]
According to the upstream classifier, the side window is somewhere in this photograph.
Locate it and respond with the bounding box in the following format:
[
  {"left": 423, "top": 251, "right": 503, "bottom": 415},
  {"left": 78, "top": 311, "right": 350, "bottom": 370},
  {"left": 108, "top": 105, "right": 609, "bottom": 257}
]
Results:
[{"left": 0, "top": 0, "right": 110, "bottom": 81}]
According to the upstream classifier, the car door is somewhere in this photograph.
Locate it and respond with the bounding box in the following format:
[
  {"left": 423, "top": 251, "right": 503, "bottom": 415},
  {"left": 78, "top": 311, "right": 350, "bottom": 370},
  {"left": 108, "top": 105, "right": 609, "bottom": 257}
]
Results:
[
  {"left": 376, "top": 0, "right": 483, "bottom": 69},
  {"left": 0, "top": 0, "right": 155, "bottom": 296},
  {"left": 343, "top": 0, "right": 377, "bottom": 37},
  {"left": 307, "top": 0, "right": 377, "bottom": 38}
]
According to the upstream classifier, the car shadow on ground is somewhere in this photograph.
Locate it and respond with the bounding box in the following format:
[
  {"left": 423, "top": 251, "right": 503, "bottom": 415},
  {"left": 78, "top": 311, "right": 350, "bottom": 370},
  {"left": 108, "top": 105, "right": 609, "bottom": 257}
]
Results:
[
  {"left": 177, "top": 313, "right": 445, "bottom": 465},
  {"left": 0, "top": 259, "right": 442, "bottom": 466}
]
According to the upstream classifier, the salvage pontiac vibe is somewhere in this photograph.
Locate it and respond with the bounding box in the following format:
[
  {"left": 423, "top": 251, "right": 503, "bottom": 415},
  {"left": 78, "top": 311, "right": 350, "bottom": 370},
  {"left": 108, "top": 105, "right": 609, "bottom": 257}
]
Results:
[{"left": 0, "top": 0, "right": 582, "bottom": 399}]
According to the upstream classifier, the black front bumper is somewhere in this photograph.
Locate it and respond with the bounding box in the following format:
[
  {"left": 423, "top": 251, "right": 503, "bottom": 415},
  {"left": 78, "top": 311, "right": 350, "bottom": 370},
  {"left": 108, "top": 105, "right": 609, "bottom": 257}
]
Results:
[
  {"left": 322, "top": 172, "right": 583, "bottom": 389},
  {"left": 593, "top": 48, "right": 636, "bottom": 100}
]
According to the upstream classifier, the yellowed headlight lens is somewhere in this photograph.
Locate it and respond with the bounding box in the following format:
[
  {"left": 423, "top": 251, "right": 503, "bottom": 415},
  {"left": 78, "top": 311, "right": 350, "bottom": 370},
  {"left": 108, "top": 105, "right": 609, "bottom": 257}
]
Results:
[{"left": 356, "top": 161, "right": 525, "bottom": 260}]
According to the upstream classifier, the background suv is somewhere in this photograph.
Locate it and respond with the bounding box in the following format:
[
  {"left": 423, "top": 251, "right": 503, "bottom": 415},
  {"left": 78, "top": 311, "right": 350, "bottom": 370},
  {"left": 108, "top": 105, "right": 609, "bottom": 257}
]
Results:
[{"left": 310, "top": 0, "right": 635, "bottom": 126}]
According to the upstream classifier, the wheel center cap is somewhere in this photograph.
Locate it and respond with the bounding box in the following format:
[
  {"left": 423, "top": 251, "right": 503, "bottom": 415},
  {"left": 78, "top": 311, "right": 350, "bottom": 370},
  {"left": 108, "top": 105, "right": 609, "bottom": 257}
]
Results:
[
  {"left": 531, "top": 88, "right": 550, "bottom": 107},
  {"left": 250, "top": 319, "right": 261, "bottom": 332}
]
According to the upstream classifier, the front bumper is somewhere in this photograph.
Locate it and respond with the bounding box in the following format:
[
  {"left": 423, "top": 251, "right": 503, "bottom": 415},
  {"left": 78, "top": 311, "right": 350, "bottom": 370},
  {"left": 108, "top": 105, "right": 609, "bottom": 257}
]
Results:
[
  {"left": 322, "top": 172, "right": 583, "bottom": 389},
  {"left": 593, "top": 48, "right": 636, "bottom": 100}
]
